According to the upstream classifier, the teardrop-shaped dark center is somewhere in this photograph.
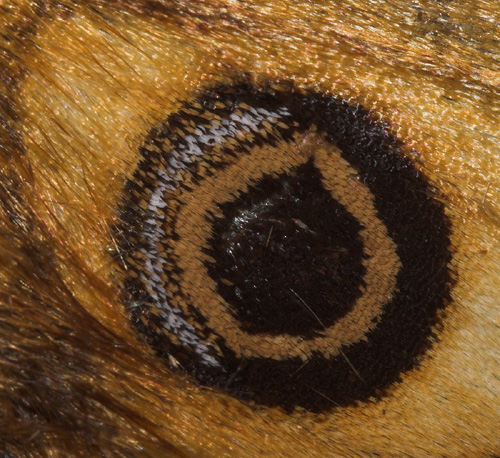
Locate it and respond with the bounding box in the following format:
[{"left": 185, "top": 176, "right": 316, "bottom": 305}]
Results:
[{"left": 205, "top": 159, "right": 366, "bottom": 337}]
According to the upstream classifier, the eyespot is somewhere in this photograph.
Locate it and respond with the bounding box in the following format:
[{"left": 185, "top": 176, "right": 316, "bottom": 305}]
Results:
[{"left": 117, "top": 82, "right": 452, "bottom": 413}]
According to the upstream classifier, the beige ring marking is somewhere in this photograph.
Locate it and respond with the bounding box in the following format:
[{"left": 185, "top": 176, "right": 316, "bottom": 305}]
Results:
[{"left": 170, "top": 131, "right": 401, "bottom": 361}]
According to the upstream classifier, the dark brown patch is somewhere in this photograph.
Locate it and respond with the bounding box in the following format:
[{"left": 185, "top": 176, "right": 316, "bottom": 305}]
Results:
[{"left": 206, "top": 159, "right": 365, "bottom": 337}]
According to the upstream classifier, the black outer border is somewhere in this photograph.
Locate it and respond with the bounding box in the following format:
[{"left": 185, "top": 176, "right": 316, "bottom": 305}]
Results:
[{"left": 118, "top": 83, "right": 452, "bottom": 413}]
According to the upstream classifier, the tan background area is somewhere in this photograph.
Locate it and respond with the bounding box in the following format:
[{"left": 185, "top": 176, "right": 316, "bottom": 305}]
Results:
[{"left": 0, "top": 0, "right": 499, "bottom": 456}]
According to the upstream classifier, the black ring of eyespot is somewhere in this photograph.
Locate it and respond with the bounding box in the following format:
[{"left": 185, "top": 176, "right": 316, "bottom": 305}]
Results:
[{"left": 117, "top": 82, "right": 452, "bottom": 413}]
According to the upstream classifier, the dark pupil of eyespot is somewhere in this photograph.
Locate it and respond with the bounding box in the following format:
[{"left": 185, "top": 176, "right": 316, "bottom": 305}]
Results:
[
  {"left": 206, "top": 159, "right": 365, "bottom": 337},
  {"left": 118, "top": 83, "right": 452, "bottom": 413}
]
